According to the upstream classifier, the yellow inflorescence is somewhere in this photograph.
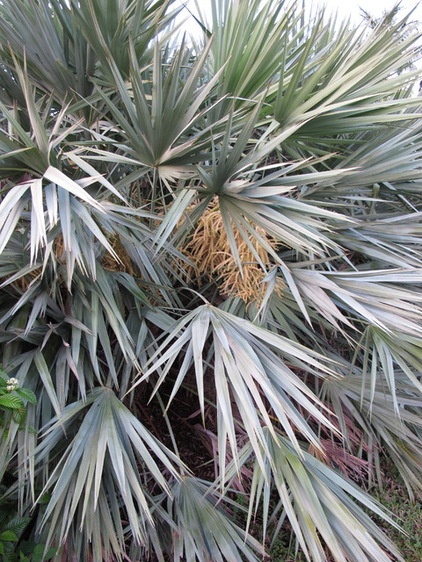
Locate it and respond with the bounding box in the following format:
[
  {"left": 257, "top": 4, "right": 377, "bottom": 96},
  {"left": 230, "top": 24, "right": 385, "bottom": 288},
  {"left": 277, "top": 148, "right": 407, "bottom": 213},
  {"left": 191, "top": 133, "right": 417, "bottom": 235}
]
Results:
[{"left": 181, "top": 199, "right": 284, "bottom": 303}]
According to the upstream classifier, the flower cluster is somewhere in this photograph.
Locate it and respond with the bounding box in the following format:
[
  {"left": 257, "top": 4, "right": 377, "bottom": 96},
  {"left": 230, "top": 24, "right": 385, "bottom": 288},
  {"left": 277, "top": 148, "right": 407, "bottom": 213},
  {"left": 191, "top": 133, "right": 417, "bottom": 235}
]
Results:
[{"left": 6, "top": 377, "right": 19, "bottom": 392}]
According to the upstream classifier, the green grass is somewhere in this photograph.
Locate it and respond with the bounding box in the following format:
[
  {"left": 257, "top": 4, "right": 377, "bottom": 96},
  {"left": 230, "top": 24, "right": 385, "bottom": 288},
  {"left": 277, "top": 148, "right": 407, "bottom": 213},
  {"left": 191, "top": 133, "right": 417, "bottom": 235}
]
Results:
[{"left": 369, "top": 479, "right": 422, "bottom": 562}]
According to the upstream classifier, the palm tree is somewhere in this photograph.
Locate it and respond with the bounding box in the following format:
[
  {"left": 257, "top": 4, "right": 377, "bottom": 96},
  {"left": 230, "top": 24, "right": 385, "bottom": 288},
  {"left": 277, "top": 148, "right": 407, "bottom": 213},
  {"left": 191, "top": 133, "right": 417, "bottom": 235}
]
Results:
[{"left": 0, "top": 1, "right": 421, "bottom": 561}]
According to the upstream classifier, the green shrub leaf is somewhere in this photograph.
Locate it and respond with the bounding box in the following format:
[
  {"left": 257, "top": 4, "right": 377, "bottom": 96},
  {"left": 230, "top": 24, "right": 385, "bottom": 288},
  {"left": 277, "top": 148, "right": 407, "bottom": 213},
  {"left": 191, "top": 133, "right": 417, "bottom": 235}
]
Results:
[{"left": 0, "top": 394, "right": 23, "bottom": 410}]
